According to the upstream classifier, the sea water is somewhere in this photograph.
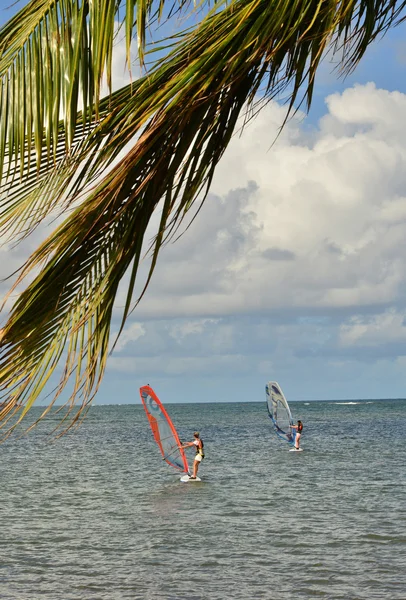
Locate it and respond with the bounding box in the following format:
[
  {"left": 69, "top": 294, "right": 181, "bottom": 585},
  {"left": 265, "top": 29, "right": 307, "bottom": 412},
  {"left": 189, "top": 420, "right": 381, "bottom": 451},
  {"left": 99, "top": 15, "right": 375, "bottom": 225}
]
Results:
[{"left": 1, "top": 399, "right": 405, "bottom": 599}]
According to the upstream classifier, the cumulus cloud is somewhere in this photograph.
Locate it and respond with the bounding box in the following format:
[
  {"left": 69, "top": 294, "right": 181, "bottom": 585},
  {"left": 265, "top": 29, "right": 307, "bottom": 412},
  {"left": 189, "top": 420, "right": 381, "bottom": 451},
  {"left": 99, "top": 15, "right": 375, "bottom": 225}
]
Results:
[
  {"left": 128, "top": 83, "right": 406, "bottom": 321},
  {"left": 262, "top": 247, "right": 296, "bottom": 261},
  {"left": 100, "top": 23, "right": 139, "bottom": 96},
  {"left": 339, "top": 309, "right": 406, "bottom": 348},
  {"left": 113, "top": 322, "right": 146, "bottom": 352},
  {"left": 109, "top": 83, "right": 406, "bottom": 398},
  {"left": 168, "top": 319, "right": 220, "bottom": 342},
  {"left": 4, "top": 74, "right": 406, "bottom": 399}
]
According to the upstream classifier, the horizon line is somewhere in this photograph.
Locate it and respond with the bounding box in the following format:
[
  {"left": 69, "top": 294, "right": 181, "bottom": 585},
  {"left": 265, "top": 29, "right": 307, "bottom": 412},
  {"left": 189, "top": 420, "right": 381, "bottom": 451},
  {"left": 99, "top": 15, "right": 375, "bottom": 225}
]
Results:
[{"left": 35, "top": 396, "right": 406, "bottom": 407}]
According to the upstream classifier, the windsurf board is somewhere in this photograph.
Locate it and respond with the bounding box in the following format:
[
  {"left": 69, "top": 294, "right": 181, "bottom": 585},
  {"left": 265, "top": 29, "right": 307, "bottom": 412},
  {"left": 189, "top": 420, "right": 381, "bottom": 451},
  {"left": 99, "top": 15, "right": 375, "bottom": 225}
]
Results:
[{"left": 180, "top": 474, "right": 202, "bottom": 482}]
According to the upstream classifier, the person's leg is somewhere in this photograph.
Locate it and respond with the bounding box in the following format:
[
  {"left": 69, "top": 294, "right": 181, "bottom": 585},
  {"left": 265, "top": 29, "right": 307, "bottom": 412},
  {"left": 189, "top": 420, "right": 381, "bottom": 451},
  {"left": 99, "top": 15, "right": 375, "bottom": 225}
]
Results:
[
  {"left": 295, "top": 433, "right": 301, "bottom": 449},
  {"left": 191, "top": 456, "right": 201, "bottom": 478}
]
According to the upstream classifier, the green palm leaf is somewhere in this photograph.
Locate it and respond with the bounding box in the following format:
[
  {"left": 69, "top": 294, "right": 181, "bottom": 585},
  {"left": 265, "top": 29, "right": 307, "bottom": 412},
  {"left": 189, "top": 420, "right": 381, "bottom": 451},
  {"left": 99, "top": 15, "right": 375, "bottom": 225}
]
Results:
[{"left": 1, "top": 0, "right": 406, "bottom": 435}]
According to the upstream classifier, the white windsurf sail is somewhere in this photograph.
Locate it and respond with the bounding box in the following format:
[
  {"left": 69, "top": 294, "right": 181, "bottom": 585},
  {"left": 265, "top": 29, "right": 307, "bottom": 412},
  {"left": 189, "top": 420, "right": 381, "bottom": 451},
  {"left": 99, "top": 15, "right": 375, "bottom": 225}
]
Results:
[
  {"left": 266, "top": 381, "right": 296, "bottom": 445},
  {"left": 140, "top": 385, "right": 189, "bottom": 474}
]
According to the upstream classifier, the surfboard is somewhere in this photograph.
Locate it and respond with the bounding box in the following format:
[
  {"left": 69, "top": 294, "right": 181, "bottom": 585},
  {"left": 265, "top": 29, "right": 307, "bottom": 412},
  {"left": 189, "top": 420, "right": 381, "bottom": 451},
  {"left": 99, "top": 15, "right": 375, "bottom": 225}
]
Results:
[
  {"left": 289, "top": 448, "right": 303, "bottom": 452},
  {"left": 180, "top": 474, "right": 202, "bottom": 482}
]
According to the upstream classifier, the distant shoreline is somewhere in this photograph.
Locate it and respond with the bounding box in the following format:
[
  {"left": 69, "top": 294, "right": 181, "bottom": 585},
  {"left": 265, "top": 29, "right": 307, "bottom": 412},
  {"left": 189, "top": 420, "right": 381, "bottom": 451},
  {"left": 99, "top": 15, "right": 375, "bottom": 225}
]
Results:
[{"left": 34, "top": 397, "right": 406, "bottom": 408}]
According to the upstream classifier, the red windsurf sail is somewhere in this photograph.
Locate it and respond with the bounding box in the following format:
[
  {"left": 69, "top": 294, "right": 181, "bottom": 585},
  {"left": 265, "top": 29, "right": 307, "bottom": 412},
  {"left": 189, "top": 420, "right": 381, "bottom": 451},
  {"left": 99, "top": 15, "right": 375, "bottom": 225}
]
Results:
[{"left": 140, "top": 385, "right": 189, "bottom": 473}]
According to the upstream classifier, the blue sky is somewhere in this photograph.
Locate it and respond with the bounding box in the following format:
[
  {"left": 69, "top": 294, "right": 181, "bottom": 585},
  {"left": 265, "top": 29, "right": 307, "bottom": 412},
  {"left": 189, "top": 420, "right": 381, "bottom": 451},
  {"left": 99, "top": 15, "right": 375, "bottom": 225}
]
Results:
[{"left": 2, "top": 3, "right": 406, "bottom": 404}]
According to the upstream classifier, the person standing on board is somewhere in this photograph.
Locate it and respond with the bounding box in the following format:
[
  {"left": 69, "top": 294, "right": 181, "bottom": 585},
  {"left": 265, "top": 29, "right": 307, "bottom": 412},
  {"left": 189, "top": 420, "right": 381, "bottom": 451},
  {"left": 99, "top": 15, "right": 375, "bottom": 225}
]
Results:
[
  {"left": 180, "top": 432, "right": 205, "bottom": 479},
  {"left": 291, "top": 420, "right": 303, "bottom": 450}
]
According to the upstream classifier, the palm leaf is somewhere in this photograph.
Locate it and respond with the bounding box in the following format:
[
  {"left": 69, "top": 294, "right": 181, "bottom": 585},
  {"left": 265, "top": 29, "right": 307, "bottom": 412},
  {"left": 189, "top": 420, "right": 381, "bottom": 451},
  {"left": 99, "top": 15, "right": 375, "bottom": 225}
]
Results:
[
  {"left": 1, "top": 0, "right": 406, "bottom": 436},
  {"left": 0, "top": 0, "right": 185, "bottom": 180}
]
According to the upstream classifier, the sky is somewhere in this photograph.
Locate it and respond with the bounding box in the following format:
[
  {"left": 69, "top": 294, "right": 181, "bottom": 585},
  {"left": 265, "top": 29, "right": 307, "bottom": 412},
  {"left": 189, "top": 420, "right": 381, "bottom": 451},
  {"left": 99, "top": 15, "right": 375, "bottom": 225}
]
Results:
[{"left": 2, "top": 3, "right": 406, "bottom": 404}]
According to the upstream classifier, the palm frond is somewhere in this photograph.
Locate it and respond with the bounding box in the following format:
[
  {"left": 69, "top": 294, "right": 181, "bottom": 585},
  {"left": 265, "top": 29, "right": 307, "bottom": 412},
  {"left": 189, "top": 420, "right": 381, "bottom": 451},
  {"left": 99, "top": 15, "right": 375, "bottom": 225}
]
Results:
[
  {"left": 0, "top": 0, "right": 191, "bottom": 181},
  {"left": 1, "top": 0, "right": 406, "bottom": 436}
]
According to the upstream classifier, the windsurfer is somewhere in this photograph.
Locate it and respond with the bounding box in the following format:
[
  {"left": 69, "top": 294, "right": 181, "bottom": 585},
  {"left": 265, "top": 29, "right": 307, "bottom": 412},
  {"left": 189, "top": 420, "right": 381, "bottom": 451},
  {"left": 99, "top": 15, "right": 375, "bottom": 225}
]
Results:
[
  {"left": 180, "top": 432, "right": 204, "bottom": 479},
  {"left": 291, "top": 420, "right": 303, "bottom": 449}
]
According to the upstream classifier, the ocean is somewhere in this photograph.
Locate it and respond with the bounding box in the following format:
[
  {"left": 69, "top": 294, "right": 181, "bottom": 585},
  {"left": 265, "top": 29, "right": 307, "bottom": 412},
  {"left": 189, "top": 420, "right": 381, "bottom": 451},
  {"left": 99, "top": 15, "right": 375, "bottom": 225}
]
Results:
[{"left": 1, "top": 399, "right": 405, "bottom": 599}]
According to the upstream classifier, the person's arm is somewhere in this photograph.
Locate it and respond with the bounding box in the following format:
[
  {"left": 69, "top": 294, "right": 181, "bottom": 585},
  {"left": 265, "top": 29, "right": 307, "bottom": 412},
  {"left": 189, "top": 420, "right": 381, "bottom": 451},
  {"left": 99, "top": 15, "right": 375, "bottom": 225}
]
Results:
[{"left": 179, "top": 441, "right": 194, "bottom": 449}]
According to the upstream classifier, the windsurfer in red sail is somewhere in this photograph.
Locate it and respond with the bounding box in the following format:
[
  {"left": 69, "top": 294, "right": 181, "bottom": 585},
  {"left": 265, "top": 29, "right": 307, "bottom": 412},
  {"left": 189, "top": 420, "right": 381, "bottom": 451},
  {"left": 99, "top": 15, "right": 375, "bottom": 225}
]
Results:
[{"left": 180, "top": 432, "right": 205, "bottom": 479}]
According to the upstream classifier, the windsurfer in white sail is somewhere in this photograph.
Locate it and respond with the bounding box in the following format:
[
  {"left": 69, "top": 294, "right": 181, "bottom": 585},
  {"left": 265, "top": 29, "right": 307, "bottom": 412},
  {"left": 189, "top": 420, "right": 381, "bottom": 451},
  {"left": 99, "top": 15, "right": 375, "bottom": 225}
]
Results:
[
  {"left": 291, "top": 420, "right": 303, "bottom": 449},
  {"left": 180, "top": 432, "right": 205, "bottom": 479}
]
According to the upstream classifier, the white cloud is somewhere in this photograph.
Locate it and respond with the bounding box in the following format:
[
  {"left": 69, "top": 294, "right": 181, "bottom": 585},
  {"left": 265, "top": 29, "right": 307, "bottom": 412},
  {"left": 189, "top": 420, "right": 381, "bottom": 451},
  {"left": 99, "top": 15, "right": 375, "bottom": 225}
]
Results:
[
  {"left": 105, "top": 82, "right": 406, "bottom": 398},
  {"left": 112, "top": 322, "right": 146, "bottom": 351},
  {"left": 168, "top": 319, "right": 220, "bottom": 342},
  {"left": 101, "top": 23, "right": 140, "bottom": 95},
  {"left": 109, "top": 352, "right": 250, "bottom": 376},
  {"left": 129, "top": 83, "right": 406, "bottom": 322},
  {"left": 5, "top": 79, "right": 406, "bottom": 399},
  {"left": 339, "top": 309, "right": 406, "bottom": 347}
]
